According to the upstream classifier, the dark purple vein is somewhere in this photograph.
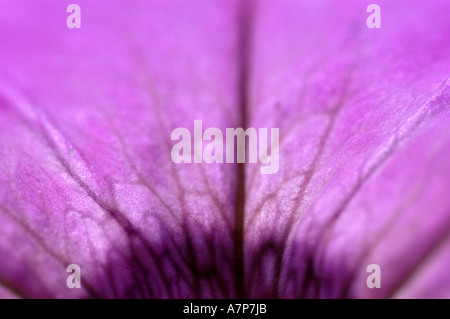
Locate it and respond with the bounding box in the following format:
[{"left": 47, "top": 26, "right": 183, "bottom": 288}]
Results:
[{"left": 234, "top": 0, "right": 253, "bottom": 298}]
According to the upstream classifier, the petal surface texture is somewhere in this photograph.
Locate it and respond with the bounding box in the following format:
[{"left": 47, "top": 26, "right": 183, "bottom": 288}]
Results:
[
  {"left": 0, "top": 0, "right": 240, "bottom": 298},
  {"left": 0, "top": 0, "right": 449, "bottom": 299},
  {"left": 246, "top": 0, "right": 450, "bottom": 298}
]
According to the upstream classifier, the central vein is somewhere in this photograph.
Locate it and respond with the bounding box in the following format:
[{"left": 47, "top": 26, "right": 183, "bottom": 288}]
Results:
[{"left": 234, "top": 0, "right": 253, "bottom": 299}]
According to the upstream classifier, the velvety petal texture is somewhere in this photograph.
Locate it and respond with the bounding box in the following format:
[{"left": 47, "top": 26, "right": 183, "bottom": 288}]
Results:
[
  {"left": 246, "top": 0, "right": 450, "bottom": 298},
  {"left": 0, "top": 0, "right": 449, "bottom": 299},
  {"left": 0, "top": 0, "right": 240, "bottom": 298}
]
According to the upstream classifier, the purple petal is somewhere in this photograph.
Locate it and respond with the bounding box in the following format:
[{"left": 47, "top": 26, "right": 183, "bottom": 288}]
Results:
[
  {"left": 245, "top": 0, "right": 450, "bottom": 298},
  {"left": 0, "top": 0, "right": 449, "bottom": 299},
  {"left": 0, "top": 0, "right": 240, "bottom": 298}
]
